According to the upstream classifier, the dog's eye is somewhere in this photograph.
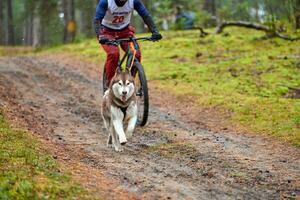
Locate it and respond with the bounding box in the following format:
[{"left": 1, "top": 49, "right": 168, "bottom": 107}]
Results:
[
  {"left": 118, "top": 82, "right": 122, "bottom": 86},
  {"left": 126, "top": 82, "right": 130, "bottom": 85}
]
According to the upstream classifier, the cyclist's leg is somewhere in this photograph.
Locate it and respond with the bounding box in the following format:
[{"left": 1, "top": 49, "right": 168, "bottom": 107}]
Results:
[
  {"left": 100, "top": 27, "right": 121, "bottom": 88},
  {"left": 101, "top": 43, "right": 120, "bottom": 88}
]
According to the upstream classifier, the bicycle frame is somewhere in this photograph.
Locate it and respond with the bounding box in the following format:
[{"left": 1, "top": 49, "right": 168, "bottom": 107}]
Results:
[
  {"left": 110, "top": 37, "right": 152, "bottom": 71},
  {"left": 118, "top": 43, "right": 137, "bottom": 71}
]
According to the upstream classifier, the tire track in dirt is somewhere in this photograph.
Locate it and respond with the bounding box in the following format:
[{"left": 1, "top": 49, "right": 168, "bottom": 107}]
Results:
[{"left": 0, "top": 55, "right": 299, "bottom": 200}]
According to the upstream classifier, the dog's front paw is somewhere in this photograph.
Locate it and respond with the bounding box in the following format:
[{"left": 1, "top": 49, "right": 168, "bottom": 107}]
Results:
[
  {"left": 107, "top": 143, "right": 113, "bottom": 148},
  {"left": 114, "top": 145, "right": 124, "bottom": 152},
  {"left": 125, "top": 131, "right": 133, "bottom": 139}
]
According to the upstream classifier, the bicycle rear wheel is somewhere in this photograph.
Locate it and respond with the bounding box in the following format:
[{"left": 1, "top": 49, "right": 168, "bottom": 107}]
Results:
[{"left": 132, "top": 61, "right": 149, "bottom": 126}]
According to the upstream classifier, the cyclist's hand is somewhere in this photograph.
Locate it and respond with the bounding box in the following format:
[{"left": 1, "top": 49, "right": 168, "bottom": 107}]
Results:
[
  {"left": 151, "top": 32, "right": 162, "bottom": 41},
  {"left": 99, "top": 36, "right": 110, "bottom": 44}
]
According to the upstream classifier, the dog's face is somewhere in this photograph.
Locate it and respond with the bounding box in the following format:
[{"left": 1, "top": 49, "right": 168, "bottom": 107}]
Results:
[{"left": 111, "top": 68, "right": 135, "bottom": 102}]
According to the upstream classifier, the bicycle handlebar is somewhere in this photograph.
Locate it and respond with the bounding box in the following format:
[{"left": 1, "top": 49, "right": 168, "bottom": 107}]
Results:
[{"left": 103, "top": 37, "right": 154, "bottom": 46}]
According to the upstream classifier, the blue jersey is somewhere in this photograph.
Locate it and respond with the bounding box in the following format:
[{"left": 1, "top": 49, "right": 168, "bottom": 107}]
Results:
[{"left": 94, "top": 0, "right": 150, "bottom": 30}]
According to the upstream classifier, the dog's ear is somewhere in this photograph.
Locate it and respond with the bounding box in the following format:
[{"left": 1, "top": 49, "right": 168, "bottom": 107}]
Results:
[
  {"left": 124, "top": 68, "right": 130, "bottom": 74},
  {"left": 115, "top": 67, "right": 122, "bottom": 75}
]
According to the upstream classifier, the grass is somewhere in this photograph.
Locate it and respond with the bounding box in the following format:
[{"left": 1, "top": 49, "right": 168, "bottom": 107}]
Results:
[
  {"left": 45, "top": 28, "right": 300, "bottom": 146},
  {"left": 0, "top": 46, "right": 34, "bottom": 56},
  {"left": 145, "top": 29, "right": 300, "bottom": 146},
  {"left": 3, "top": 28, "right": 299, "bottom": 146},
  {"left": 0, "top": 111, "right": 94, "bottom": 200}
]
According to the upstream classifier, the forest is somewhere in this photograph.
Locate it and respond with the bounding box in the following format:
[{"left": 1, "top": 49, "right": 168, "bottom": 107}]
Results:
[{"left": 1, "top": 0, "right": 300, "bottom": 46}]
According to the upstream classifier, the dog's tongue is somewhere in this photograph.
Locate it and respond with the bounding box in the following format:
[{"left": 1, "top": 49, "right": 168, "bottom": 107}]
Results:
[{"left": 121, "top": 95, "right": 126, "bottom": 102}]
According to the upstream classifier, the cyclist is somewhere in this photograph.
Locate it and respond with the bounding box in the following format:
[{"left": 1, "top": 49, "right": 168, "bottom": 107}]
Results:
[{"left": 93, "top": 0, "right": 162, "bottom": 87}]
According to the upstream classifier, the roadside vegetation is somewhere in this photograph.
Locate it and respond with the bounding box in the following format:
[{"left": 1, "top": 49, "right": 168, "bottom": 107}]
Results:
[
  {"left": 0, "top": 111, "right": 93, "bottom": 199},
  {"left": 46, "top": 28, "right": 300, "bottom": 146}
]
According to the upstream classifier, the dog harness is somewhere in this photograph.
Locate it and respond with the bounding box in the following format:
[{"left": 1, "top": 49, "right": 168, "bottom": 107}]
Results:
[{"left": 119, "top": 106, "right": 128, "bottom": 120}]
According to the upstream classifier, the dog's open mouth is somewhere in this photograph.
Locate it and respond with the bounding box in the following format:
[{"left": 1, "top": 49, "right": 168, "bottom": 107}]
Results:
[{"left": 121, "top": 95, "right": 127, "bottom": 102}]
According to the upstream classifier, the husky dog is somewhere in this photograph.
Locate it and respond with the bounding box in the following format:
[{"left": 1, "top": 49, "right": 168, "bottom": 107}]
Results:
[{"left": 101, "top": 68, "right": 137, "bottom": 152}]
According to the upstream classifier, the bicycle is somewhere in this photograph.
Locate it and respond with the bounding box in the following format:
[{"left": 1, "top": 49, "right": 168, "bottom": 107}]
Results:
[{"left": 102, "top": 36, "right": 155, "bottom": 126}]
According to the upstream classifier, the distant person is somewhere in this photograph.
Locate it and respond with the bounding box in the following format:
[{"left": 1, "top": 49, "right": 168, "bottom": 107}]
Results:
[
  {"left": 175, "top": 5, "right": 195, "bottom": 30},
  {"left": 93, "top": 0, "right": 162, "bottom": 86}
]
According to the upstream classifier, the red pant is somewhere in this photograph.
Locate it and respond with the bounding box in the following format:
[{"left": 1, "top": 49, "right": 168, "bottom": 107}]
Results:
[{"left": 100, "top": 26, "right": 141, "bottom": 85}]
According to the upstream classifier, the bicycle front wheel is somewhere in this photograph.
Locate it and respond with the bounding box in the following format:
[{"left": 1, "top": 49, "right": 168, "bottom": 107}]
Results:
[
  {"left": 133, "top": 61, "right": 149, "bottom": 126},
  {"left": 102, "top": 67, "right": 108, "bottom": 95}
]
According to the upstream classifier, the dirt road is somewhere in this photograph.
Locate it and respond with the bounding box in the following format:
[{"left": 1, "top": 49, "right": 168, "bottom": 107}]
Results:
[{"left": 0, "top": 55, "right": 299, "bottom": 200}]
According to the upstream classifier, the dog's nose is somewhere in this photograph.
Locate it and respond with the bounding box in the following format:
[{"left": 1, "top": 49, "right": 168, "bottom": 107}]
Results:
[
  {"left": 121, "top": 141, "right": 126, "bottom": 145},
  {"left": 122, "top": 91, "right": 127, "bottom": 95}
]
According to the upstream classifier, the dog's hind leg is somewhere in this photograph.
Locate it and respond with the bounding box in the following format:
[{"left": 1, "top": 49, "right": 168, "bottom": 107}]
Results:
[
  {"left": 126, "top": 116, "right": 137, "bottom": 139},
  {"left": 102, "top": 115, "right": 112, "bottom": 147},
  {"left": 107, "top": 134, "right": 112, "bottom": 147}
]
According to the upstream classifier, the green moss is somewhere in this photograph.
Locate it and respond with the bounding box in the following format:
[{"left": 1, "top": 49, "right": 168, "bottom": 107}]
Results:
[{"left": 0, "top": 112, "right": 94, "bottom": 199}]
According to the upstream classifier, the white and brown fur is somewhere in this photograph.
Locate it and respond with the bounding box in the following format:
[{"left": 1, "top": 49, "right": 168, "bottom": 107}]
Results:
[{"left": 101, "top": 68, "right": 137, "bottom": 152}]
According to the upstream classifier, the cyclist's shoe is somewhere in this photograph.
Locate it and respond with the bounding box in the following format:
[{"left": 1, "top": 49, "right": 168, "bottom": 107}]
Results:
[
  {"left": 136, "top": 87, "right": 143, "bottom": 97},
  {"left": 151, "top": 32, "right": 162, "bottom": 41},
  {"left": 103, "top": 85, "right": 108, "bottom": 94}
]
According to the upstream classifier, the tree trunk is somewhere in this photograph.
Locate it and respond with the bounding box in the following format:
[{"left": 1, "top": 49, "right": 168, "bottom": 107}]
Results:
[
  {"left": 63, "top": 0, "right": 68, "bottom": 43},
  {"left": 24, "top": 1, "right": 35, "bottom": 46},
  {"left": 7, "top": 0, "right": 15, "bottom": 45},
  {"left": 25, "top": 13, "right": 34, "bottom": 45},
  {"left": 78, "top": 0, "right": 94, "bottom": 37},
  {"left": 0, "top": 0, "right": 5, "bottom": 45},
  {"left": 32, "top": 11, "right": 41, "bottom": 48},
  {"left": 29, "top": 1, "right": 45, "bottom": 48},
  {"left": 254, "top": 0, "right": 260, "bottom": 22},
  {"left": 216, "top": 21, "right": 300, "bottom": 41},
  {"left": 296, "top": 0, "right": 300, "bottom": 29},
  {"left": 63, "top": 0, "right": 76, "bottom": 43},
  {"left": 203, "top": 0, "right": 216, "bottom": 15}
]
